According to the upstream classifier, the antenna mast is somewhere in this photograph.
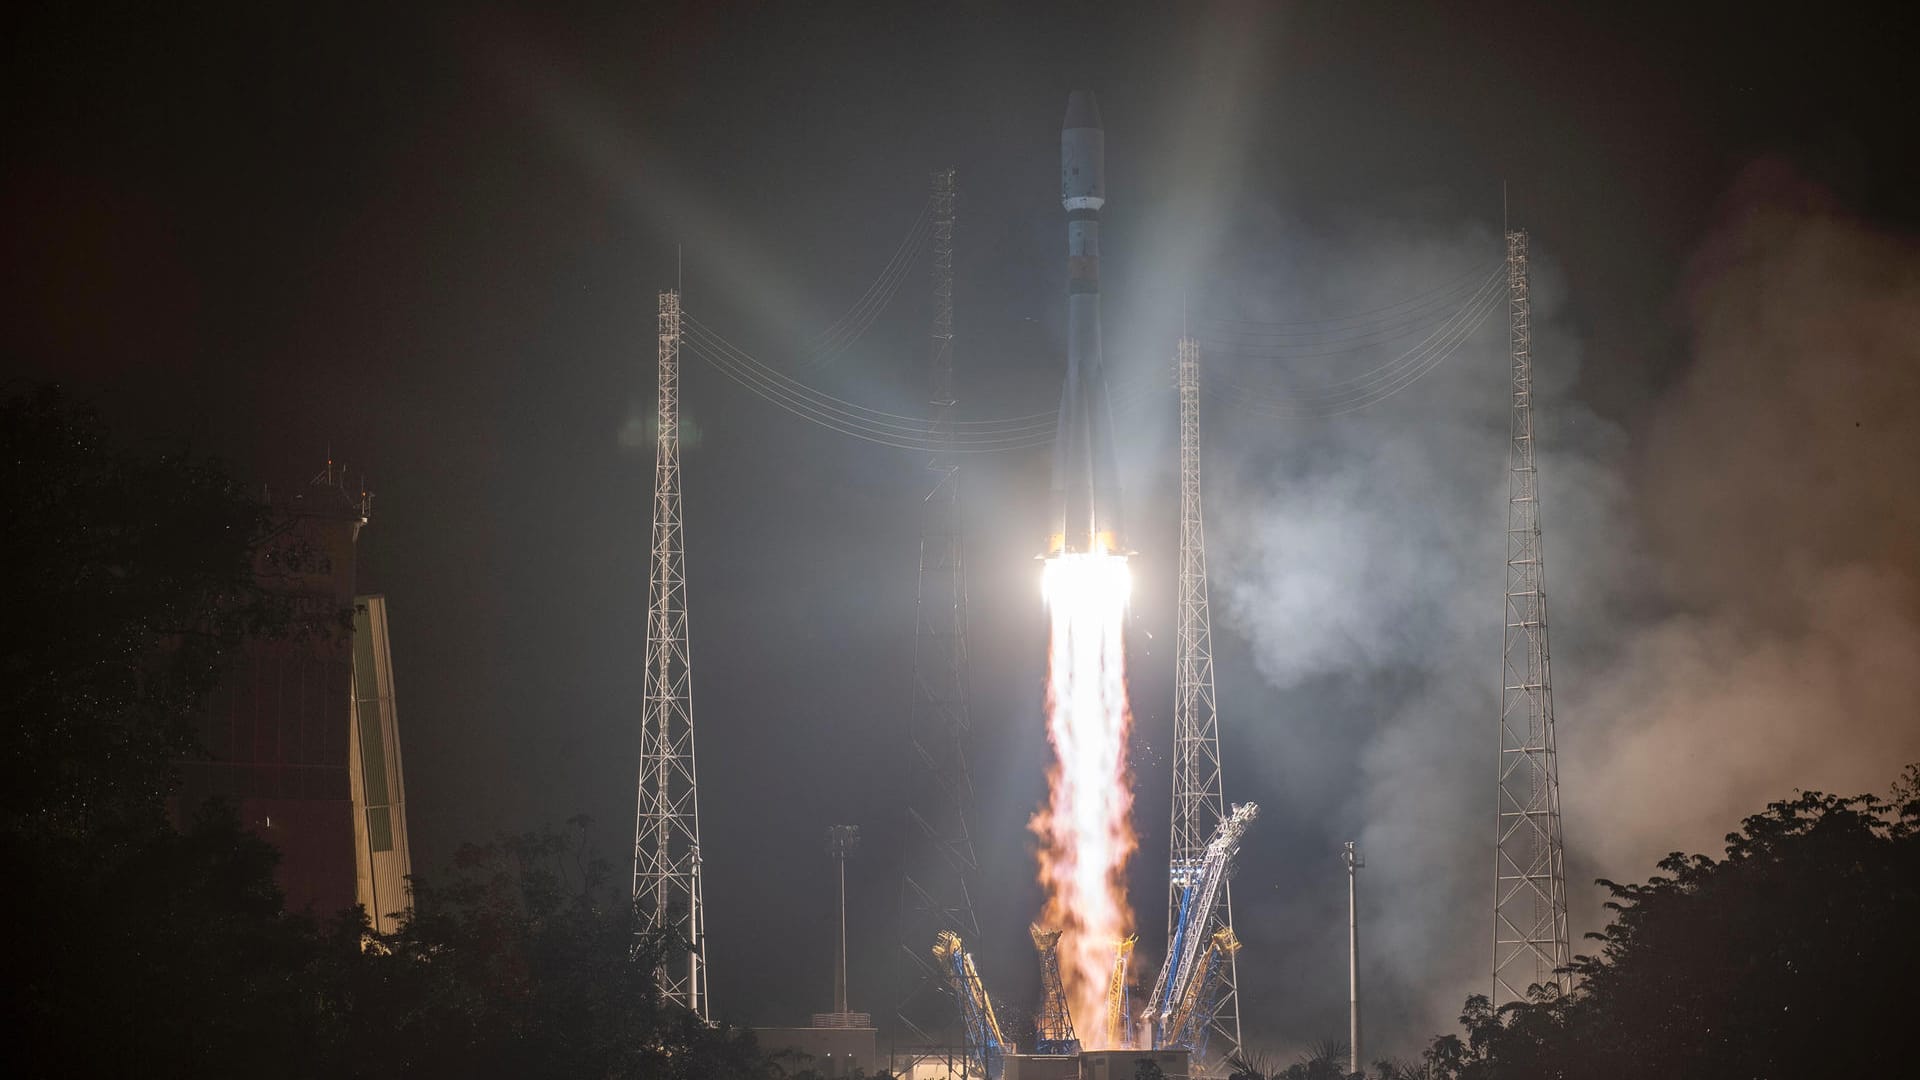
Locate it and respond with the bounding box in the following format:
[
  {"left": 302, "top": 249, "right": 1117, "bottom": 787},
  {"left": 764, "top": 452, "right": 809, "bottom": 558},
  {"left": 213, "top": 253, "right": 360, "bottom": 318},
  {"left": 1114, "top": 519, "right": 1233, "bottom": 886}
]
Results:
[
  {"left": 1345, "top": 842, "right": 1364, "bottom": 1077},
  {"left": 634, "top": 288, "right": 710, "bottom": 1019},
  {"left": 1492, "top": 230, "right": 1572, "bottom": 1004}
]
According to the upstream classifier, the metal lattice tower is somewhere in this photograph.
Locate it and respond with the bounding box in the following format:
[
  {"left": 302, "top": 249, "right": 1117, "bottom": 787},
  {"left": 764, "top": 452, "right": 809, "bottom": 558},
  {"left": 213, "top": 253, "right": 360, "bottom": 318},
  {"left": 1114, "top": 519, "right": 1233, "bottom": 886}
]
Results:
[
  {"left": 1168, "top": 335, "right": 1241, "bottom": 1068},
  {"left": 634, "top": 288, "right": 709, "bottom": 1020},
  {"left": 1031, "top": 926, "right": 1080, "bottom": 1054},
  {"left": 897, "top": 168, "right": 984, "bottom": 1045},
  {"left": 1492, "top": 230, "right": 1571, "bottom": 1004}
]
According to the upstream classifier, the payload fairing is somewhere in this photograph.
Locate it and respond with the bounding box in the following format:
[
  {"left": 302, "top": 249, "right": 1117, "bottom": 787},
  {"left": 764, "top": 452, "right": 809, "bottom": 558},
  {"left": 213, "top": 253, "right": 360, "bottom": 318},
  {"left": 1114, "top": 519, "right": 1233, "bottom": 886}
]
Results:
[{"left": 1048, "top": 90, "right": 1125, "bottom": 558}]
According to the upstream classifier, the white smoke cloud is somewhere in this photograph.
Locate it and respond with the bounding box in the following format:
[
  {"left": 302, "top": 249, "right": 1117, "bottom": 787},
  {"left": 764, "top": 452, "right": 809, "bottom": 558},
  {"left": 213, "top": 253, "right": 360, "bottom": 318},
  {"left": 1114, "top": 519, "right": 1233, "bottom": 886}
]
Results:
[
  {"left": 1564, "top": 173, "right": 1920, "bottom": 879},
  {"left": 1188, "top": 171, "right": 1920, "bottom": 1056}
]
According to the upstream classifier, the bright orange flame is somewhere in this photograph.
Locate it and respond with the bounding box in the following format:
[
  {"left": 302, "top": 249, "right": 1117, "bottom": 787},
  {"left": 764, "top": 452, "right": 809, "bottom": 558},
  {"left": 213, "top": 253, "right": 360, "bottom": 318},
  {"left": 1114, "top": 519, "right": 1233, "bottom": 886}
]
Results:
[{"left": 1032, "top": 552, "right": 1136, "bottom": 1048}]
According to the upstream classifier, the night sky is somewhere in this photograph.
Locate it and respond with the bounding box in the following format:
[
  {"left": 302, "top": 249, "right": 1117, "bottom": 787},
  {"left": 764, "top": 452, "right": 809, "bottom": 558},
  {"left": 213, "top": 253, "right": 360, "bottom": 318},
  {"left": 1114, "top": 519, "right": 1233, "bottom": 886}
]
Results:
[{"left": 8, "top": 1, "right": 1917, "bottom": 1059}]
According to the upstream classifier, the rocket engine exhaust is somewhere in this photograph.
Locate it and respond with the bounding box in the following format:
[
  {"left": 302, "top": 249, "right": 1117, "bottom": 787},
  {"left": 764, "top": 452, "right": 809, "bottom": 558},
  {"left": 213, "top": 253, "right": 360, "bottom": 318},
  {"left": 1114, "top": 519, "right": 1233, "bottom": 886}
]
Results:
[{"left": 1032, "top": 90, "right": 1136, "bottom": 1049}]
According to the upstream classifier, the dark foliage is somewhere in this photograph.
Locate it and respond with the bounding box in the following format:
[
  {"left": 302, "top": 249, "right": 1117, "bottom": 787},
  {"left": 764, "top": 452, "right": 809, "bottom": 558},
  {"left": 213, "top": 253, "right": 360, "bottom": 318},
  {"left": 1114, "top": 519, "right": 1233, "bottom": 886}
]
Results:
[
  {"left": 341, "top": 821, "right": 768, "bottom": 1079},
  {"left": 1228, "top": 1042, "right": 1361, "bottom": 1080},
  {"left": 12, "top": 800, "right": 367, "bottom": 1076},
  {"left": 2, "top": 385, "right": 358, "bottom": 1076},
  {"left": 0, "top": 387, "right": 777, "bottom": 1078},
  {"left": 1, "top": 384, "right": 283, "bottom": 841},
  {"left": 1406, "top": 772, "right": 1920, "bottom": 1079}
]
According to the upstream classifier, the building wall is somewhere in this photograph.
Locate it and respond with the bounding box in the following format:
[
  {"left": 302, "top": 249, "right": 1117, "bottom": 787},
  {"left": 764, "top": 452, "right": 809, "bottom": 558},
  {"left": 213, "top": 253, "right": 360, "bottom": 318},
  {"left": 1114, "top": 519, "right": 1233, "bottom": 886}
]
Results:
[
  {"left": 175, "top": 485, "right": 365, "bottom": 916},
  {"left": 1003, "top": 1054, "right": 1080, "bottom": 1080},
  {"left": 349, "top": 594, "right": 413, "bottom": 933},
  {"left": 1077, "top": 1049, "right": 1190, "bottom": 1080},
  {"left": 756, "top": 1026, "right": 880, "bottom": 1078}
]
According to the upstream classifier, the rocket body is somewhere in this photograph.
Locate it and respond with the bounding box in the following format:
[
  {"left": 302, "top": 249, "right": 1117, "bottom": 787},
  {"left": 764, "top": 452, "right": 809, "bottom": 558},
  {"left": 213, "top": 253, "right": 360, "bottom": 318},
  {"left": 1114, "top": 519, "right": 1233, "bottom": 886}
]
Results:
[{"left": 1049, "top": 90, "right": 1124, "bottom": 557}]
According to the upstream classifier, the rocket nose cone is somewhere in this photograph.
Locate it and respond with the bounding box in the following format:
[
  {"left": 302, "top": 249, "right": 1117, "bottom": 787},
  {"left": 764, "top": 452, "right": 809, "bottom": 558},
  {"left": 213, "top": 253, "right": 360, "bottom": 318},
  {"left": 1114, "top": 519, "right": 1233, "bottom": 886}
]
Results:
[{"left": 1064, "top": 90, "right": 1102, "bottom": 131}]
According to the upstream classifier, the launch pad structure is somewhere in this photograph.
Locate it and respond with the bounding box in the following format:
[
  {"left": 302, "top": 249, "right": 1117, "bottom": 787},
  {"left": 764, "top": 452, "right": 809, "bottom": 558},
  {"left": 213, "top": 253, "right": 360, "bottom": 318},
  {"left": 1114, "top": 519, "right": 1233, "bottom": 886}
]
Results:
[
  {"left": 623, "top": 83, "right": 1579, "bottom": 1076},
  {"left": 902, "top": 92, "right": 1256, "bottom": 1080}
]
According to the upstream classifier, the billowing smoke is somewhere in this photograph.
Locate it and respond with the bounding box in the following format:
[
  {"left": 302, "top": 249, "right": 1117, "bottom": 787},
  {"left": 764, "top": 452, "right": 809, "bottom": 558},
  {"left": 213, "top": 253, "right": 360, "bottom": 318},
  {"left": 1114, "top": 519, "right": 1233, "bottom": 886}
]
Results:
[
  {"left": 1569, "top": 169, "right": 1920, "bottom": 877},
  {"left": 1182, "top": 172, "right": 1920, "bottom": 1053}
]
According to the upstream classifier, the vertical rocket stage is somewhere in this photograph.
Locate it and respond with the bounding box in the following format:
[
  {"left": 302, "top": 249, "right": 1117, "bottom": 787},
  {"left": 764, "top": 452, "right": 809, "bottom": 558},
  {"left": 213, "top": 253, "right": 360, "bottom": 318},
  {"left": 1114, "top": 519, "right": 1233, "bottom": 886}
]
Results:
[
  {"left": 1048, "top": 90, "right": 1125, "bottom": 557},
  {"left": 1033, "top": 89, "right": 1139, "bottom": 1049}
]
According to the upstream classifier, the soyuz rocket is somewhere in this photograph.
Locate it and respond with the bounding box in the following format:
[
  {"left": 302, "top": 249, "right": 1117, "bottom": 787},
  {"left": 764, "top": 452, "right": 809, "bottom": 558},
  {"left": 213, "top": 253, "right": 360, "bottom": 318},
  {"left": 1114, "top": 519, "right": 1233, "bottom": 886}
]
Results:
[{"left": 1047, "top": 90, "right": 1125, "bottom": 558}]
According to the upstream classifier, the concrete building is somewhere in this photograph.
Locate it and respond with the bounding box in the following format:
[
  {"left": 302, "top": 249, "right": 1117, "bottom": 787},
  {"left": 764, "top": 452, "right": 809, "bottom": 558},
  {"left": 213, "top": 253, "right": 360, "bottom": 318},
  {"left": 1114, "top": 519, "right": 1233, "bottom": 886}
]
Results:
[
  {"left": 1076, "top": 1050, "right": 1189, "bottom": 1080},
  {"left": 895, "top": 1048, "right": 1189, "bottom": 1080},
  {"left": 176, "top": 468, "right": 411, "bottom": 923},
  {"left": 756, "top": 1023, "right": 879, "bottom": 1078},
  {"left": 1002, "top": 1054, "right": 1080, "bottom": 1080}
]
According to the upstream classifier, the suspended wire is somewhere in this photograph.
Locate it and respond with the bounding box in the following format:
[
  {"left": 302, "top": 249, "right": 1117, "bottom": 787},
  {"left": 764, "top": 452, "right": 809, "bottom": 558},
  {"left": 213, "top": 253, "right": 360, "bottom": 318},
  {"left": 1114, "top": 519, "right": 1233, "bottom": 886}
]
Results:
[
  {"left": 687, "top": 337, "right": 1058, "bottom": 452},
  {"left": 685, "top": 331, "right": 1054, "bottom": 444},
  {"left": 675, "top": 231, "right": 1505, "bottom": 448},
  {"left": 684, "top": 314, "right": 1057, "bottom": 430},
  {"left": 687, "top": 339, "right": 1052, "bottom": 452},
  {"left": 683, "top": 314, "right": 1183, "bottom": 452},
  {"left": 1197, "top": 258, "right": 1498, "bottom": 331},
  {"left": 1219, "top": 289, "right": 1504, "bottom": 418},
  {"left": 686, "top": 358, "right": 1050, "bottom": 450},
  {"left": 1108, "top": 366, "right": 1174, "bottom": 418},
  {"left": 1209, "top": 281, "right": 1506, "bottom": 419},
  {"left": 796, "top": 200, "right": 934, "bottom": 373},
  {"left": 681, "top": 321, "right": 1060, "bottom": 452},
  {"left": 1292, "top": 291, "right": 1504, "bottom": 417},
  {"left": 806, "top": 198, "right": 929, "bottom": 350},
  {"left": 1197, "top": 272, "right": 1487, "bottom": 345},
  {"left": 1213, "top": 267, "right": 1497, "bottom": 403},
  {"left": 686, "top": 284, "right": 1501, "bottom": 443},
  {"left": 1216, "top": 267, "right": 1504, "bottom": 401},
  {"left": 1194, "top": 265, "right": 1499, "bottom": 353},
  {"left": 798, "top": 225, "right": 925, "bottom": 370}
]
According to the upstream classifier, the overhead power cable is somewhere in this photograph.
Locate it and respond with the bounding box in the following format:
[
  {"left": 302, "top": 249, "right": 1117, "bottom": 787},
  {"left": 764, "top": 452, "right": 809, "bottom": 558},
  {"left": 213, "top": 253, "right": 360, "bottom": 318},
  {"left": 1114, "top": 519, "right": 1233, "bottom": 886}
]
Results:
[
  {"left": 677, "top": 242, "right": 1505, "bottom": 446},
  {"left": 797, "top": 199, "right": 935, "bottom": 373},
  {"left": 686, "top": 314, "right": 1056, "bottom": 430},
  {"left": 1218, "top": 296, "right": 1503, "bottom": 419},
  {"left": 1198, "top": 258, "right": 1497, "bottom": 332},
  {"left": 688, "top": 339, "right": 1056, "bottom": 452},
  {"left": 684, "top": 336, "right": 1055, "bottom": 446},
  {"left": 1227, "top": 266, "right": 1504, "bottom": 397},
  {"left": 683, "top": 311, "right": 1185, "bottom": 452},
  {"left": 681, "top": 315, "right": 1059, "bottom": 453},
  {"left": 1108, "top": 366, "right": 1173, "bottom": 418},
  {"left": 1210, "top": 274, "right": 1506, "bottom": 418},
  {"left": 691, "top": 340, "right": 1052, "bottom": 449},
  {"left": 1195, "top": 265, "right": 1499, "bottom": 354}
]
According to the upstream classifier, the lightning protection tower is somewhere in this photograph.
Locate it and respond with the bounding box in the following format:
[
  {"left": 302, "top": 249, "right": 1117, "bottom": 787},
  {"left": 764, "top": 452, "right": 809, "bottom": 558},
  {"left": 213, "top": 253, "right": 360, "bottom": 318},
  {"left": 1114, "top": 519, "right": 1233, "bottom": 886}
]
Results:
[
  {"left": 1492, "top": 230, "right": 1572, "bottom": 1004},
  {"left": 1168, "top": 334, "right": 1242, "bottom": 1069},
  {"left": 897, "top": 168, "right": 984, "bottom": 1047},
  {"left": 634, "top": 288, "right": 710, "bottom": 1020}
]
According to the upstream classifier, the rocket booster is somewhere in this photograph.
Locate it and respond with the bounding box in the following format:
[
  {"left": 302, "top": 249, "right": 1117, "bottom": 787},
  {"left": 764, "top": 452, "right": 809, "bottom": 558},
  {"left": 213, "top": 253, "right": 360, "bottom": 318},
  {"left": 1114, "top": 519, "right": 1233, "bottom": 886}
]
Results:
[{"left": 1048, "top": 90, "right": 1124, "bottom": 558}]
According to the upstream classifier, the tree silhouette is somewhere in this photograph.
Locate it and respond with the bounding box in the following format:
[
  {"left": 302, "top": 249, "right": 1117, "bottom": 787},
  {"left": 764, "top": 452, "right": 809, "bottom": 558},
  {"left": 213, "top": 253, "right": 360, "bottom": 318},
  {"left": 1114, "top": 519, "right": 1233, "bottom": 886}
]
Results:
[
  {"left": 1, "top": 385, "right": 296, "bottom": 843},
  {"left": 1, "top": 387, "right": 773, "bottom": 1078},
  {"left": 1411, "top": 772, "right": 1920, "bottom": 1078},
  {"left": 346, "top": 820, "right": 766, "bottom": 1079}
]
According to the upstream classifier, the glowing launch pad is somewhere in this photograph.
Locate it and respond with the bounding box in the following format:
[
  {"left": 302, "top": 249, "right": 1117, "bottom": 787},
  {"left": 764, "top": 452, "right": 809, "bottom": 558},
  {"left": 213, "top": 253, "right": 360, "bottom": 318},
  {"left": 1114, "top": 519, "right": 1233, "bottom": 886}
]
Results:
[{"left": 921, "top": 91, "right": 1257, "bottom": 1080}]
